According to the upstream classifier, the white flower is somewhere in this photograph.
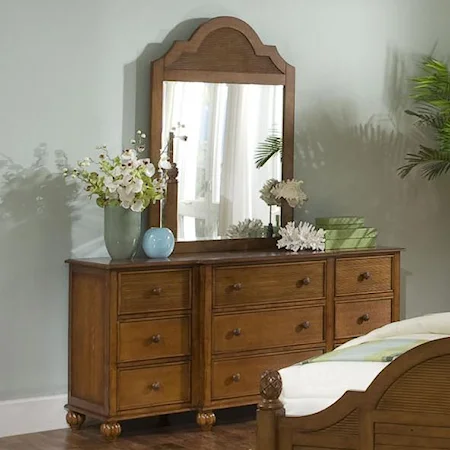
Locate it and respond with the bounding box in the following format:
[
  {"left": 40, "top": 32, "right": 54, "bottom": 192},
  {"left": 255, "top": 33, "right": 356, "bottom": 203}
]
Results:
[
  {"left": 271, "top": 179, "right": 308, "bottom": 208},
  {"left": 104, "top": 176, "right": 121, "bottom": 193},
  {"left": 121, "top": 173, "right": 133, "bottom": 186},
  {"left": 117, "top": 186, "right": 135, "bottom": 203},
  {"left": 111, "top": 165, "right": 122, "bottom": 177},
  {"left": 158, "top": 155, "right": 171, "bottom": 170},
  {"left": 144, "top": 163, "right": 156, "bottom": 177},
  {"left": 131, "top": 199, "right": 145, "bottom": 212},
  {"left": 121, "top": 148, "right": 137, "bottom": 162},
  {"left": 125, "top": 178, "right": 143, "bottom": 195}
]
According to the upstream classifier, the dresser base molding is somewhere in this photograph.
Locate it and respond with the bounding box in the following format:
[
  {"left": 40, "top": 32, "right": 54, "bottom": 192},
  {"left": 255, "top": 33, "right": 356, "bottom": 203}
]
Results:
[{"left": 67, "top": 248, "right": 401, "bottom": 438}]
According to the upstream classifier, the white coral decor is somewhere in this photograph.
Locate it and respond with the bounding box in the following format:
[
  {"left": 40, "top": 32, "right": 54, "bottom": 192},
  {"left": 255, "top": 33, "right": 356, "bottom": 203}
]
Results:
[
  {"left": 271, "top": 179, "right": 308, "bottom": 208},
  {"left": 277, "top": 221, "right": 325, "bottom": 252},
  {"left": 226, "top": 218, "right": 265, "bottom": 239}
]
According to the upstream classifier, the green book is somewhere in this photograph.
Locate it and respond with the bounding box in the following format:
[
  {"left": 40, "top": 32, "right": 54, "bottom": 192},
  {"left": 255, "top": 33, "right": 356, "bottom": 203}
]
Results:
[
  {"left": 325, "top": 237, "right": 377, "bottom": 250},
  {"left": 316, "top": 216, "right": 365, "bottom": 226},
  {"left": 316, "top": 217, "right": 365, "bottom": 230},
  {"left": 324, "top": 227, "right": 377, "bottom": 239}
]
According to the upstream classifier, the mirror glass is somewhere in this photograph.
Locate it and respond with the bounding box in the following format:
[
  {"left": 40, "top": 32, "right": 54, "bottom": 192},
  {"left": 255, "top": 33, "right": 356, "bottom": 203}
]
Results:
[{"left": 162, "top": 81, "right": 283, "bottom": 241}]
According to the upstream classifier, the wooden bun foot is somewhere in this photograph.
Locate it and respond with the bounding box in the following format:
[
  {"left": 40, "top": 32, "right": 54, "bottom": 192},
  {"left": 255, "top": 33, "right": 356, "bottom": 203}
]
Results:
[
  {"left": 65, "top": 411, "right": 85, "bottom": 431},
  {"left": 100, "top": 422, "right": 122, "bottom": 440},
  {"left": 196, "top": 411, "right": 216, "bottom": 431}
]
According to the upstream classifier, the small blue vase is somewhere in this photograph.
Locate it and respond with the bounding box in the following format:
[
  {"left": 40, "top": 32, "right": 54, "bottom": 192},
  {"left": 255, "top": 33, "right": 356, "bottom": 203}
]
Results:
[{"left": 142, "top": 227, "right": 175, "bottom": 259}]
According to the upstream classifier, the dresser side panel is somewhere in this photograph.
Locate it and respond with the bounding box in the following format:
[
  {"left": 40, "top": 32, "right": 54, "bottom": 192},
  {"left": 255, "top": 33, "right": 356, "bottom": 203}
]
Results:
[{"left": 69, "top": 266, "right": 109, "bottom": 415}]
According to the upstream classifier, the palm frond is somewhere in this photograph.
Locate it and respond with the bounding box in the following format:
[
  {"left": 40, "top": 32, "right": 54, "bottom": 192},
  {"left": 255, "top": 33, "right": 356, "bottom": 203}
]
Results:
[
  {"left": 410, "top": 56, "right": 450, "bottom": 112},
  {"left": 255, "top": 134, "right": 283, "bottom": 168},
  {"left": 398, "top": 145, "right": 450, "bottom": 180},
  {"left": 399, "top": 56, "right": 450, "bottom": 180}
]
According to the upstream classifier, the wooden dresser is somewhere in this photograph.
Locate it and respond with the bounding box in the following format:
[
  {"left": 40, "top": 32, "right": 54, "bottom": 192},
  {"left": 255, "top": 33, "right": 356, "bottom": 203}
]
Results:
[{"left": 65, "top": 248, "right": 400, "bottom": 439}]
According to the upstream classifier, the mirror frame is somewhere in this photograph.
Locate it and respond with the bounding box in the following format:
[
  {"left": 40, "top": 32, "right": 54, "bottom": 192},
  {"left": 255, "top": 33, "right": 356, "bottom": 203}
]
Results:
[{"left": 148, "top": 16, "right": 295, "bottom": 253}]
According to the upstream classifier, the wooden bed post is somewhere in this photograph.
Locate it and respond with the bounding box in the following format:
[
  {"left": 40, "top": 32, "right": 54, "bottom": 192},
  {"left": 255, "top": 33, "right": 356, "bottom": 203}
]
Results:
[{"left": 256, "top": 369, "right": 285, "bottom": 450}]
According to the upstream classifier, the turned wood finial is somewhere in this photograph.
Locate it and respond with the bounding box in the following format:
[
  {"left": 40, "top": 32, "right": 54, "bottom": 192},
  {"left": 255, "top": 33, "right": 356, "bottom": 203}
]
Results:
[
  {"left": 259, "top": 369, "right": 283, "bottom": 410},
  {"left": 167, "top": 163, "right": 179, "bottom": 183}
]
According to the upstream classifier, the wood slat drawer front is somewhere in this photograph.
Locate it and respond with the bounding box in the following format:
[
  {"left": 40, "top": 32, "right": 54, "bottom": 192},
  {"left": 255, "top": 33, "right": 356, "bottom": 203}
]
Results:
[
  {"left": 117, "top": 363, "right": 190, "bottom": 411},
  {"left": 118, "top": 269, "right": 191, "bottom": 315},
  {"left": 335, "top": 299, "right": 392, "bottom": 339},
  {"left": 214, "top": 262, "right": 325, "bottom": 308},
  {"left": 335, "top": 256, "right": 392, "bottom": 297},
  {"left": 212, "top": 349, "right": 323, "bottom": 400},
  {"left": 213, "top": 306, "right": 324, "bottom": 354},
  {"left": 118, "top": 317, "right": 190, "bottom": 363}
]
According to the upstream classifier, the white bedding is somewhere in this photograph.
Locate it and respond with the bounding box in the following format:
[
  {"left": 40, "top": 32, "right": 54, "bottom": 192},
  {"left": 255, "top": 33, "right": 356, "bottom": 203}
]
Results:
[{"left": 279, "top": 312, "right": 450, "bottom": 417}]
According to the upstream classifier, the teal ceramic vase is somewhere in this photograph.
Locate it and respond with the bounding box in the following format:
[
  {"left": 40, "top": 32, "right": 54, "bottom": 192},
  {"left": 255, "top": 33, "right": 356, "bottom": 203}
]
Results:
[
  {"left": 142, "top": 227, "right": 175, "bottom": 259},
  {"left": 104, "top": 205, "right": 141, "bottom": 260}
]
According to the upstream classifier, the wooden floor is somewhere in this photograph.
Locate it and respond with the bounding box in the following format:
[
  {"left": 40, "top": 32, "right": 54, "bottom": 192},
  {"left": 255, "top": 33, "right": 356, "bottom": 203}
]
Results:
[{"left": 0, "top": 409, "right": 255, "bottom": 450}]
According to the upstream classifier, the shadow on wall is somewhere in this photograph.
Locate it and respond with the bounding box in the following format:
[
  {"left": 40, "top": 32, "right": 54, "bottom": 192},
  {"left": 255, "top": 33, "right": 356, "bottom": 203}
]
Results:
[
  {"left": 293, "top": 46, "right": 450, "bottom": 317},
  {"left": 0, "top": 145, "right": 81, "bottom": 398},
  {"left": 122, "top": 18, "right": 209, "bottom": 140}
]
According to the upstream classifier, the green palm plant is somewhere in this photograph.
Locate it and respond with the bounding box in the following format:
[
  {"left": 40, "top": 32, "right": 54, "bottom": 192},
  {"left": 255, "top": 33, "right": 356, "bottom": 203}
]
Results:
[
  {"left": 398, "top": 57, "right": 450, "bottom": 180},
  {"left": 255, "top": 132, "right": 282, "bottom": 168}
]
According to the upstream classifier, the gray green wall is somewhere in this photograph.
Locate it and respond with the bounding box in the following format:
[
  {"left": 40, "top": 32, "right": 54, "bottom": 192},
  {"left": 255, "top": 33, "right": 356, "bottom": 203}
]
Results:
[{"left": 0, "top": 0, "right": 449, "bottom": 401}]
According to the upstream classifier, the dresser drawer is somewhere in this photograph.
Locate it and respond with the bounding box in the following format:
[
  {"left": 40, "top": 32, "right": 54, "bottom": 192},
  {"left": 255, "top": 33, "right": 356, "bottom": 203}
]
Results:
[
  {"left": 335, "top": 299, "right": 392, "bottom": 339},
  {"left": 118, "top": 269, "right": 191, "bottom": 315},
  {"left": 335, "top": 256, "right": 392, "bottom": 297},
  {"left": 214, "top": 262, "right": 325, "bottom": 308},
  {"left": 117, "top": 362, "right": 190, "bottom": 411},
  {"left": 213, "top": 306, "right": 324, "bottom": 354},
  {"left": 212, "top": 349, "right": 323, "bottom": 400},
  {"left": 118, "top": 317, "right": 190, "bottom": 363}
]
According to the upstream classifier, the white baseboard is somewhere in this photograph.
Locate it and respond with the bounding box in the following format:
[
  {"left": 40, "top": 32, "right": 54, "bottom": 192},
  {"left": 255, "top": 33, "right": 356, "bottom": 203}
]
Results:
[{"left": 0, "top": 394, "right": 67, "bottom": 438}]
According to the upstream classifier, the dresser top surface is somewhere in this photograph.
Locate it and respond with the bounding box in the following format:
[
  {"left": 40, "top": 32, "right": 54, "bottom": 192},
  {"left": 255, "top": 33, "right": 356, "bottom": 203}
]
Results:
[{"left": 67, "top": 247, "right": 402, "bottom": 270}]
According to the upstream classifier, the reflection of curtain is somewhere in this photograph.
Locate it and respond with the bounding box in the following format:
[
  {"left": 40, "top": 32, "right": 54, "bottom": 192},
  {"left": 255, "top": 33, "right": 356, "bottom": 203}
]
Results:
[
  {"left": 218, "top": 84, "right": 282, "bottom": 236},
  {"left": 162, "top": 81, "right": 283, "bottom": 240}
]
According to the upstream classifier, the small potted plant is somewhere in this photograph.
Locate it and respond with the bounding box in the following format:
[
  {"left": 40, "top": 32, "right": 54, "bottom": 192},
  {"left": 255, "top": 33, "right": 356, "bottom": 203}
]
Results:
[{"left": 64, "top": 131, "right": 171, "bottom": 260}]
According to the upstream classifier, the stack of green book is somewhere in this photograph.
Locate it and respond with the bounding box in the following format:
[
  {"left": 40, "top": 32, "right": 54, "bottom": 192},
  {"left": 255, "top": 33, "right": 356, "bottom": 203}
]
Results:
[{"left": 315, "top": 217, "right": 377, "bottom": 250}]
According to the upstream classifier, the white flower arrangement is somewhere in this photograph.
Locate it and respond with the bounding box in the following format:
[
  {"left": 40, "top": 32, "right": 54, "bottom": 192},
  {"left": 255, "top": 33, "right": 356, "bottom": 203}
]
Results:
[
  {"left": 260, "top": 178, "right": 307, "bottom": 208},
  {"left": 277, "top": 221, "right": 325, "bottom": 252},
  {"left": 63, "top": 131, "right": 171, "bottom": 212},
  {"left": 226, "top": 218, "right": 265, "bottom": 239}
]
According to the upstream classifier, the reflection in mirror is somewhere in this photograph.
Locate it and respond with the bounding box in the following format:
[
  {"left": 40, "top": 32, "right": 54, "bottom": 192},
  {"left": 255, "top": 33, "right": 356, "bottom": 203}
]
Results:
[{"left": 162, "top": 81, "right": 283, "bottom": 241}]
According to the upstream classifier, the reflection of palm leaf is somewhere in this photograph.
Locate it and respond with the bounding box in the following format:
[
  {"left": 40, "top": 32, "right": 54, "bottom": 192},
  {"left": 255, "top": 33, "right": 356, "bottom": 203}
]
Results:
[
  {"left": 255, "top": 134, "right": 283, "bottom": 168},
  {"left": 398, "top": 145, "right": 450, "bottom": 180}
]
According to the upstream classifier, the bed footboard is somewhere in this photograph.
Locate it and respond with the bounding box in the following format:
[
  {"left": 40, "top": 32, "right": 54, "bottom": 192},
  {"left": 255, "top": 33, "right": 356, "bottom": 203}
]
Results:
[{"left": 256, "top": 337, "right": 450, "bottom": 450}]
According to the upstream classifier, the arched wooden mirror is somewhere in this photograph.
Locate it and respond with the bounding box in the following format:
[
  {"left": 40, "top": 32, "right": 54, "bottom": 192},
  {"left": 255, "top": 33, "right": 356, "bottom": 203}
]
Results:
[{"left": 148, "top": 16, "right": 295, "bottom": 253}]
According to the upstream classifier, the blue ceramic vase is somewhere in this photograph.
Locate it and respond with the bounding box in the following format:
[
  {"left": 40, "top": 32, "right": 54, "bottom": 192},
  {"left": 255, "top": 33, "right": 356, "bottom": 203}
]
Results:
[{"left": 142, "top": 227, "right": 175, "bottom": 259}]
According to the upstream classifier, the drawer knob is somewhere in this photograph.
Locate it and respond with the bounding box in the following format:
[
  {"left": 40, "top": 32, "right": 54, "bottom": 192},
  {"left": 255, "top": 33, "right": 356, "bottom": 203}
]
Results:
[
  {"left": 232, "top": 283, "right": 242, "bottom": 291},
  {"left": 151, "top": 334, "right": 161, "bottom": 343},
  {"left": 152, "top": 287, "right": 162, "bottom": 295},
  {"left": 300, "top": 277, "right": 311, "bottom": 286},
  {"left": 232, "top": 328, "right": 242, "bottom": 336},
  {"left": 361, "top": 313, "right": 370, "bottom": 322},
  {"left": 150, "top": 382, "right": 161, "bottom": 391},
  {"left": 301, "top": 320, "right": 311, "bottom": 329},
  {"left": 232, "top": 373, "right": 241, "bottom": 383},
  {"left": 361, "top": 271, "right": 371, "bottom": 281}
]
